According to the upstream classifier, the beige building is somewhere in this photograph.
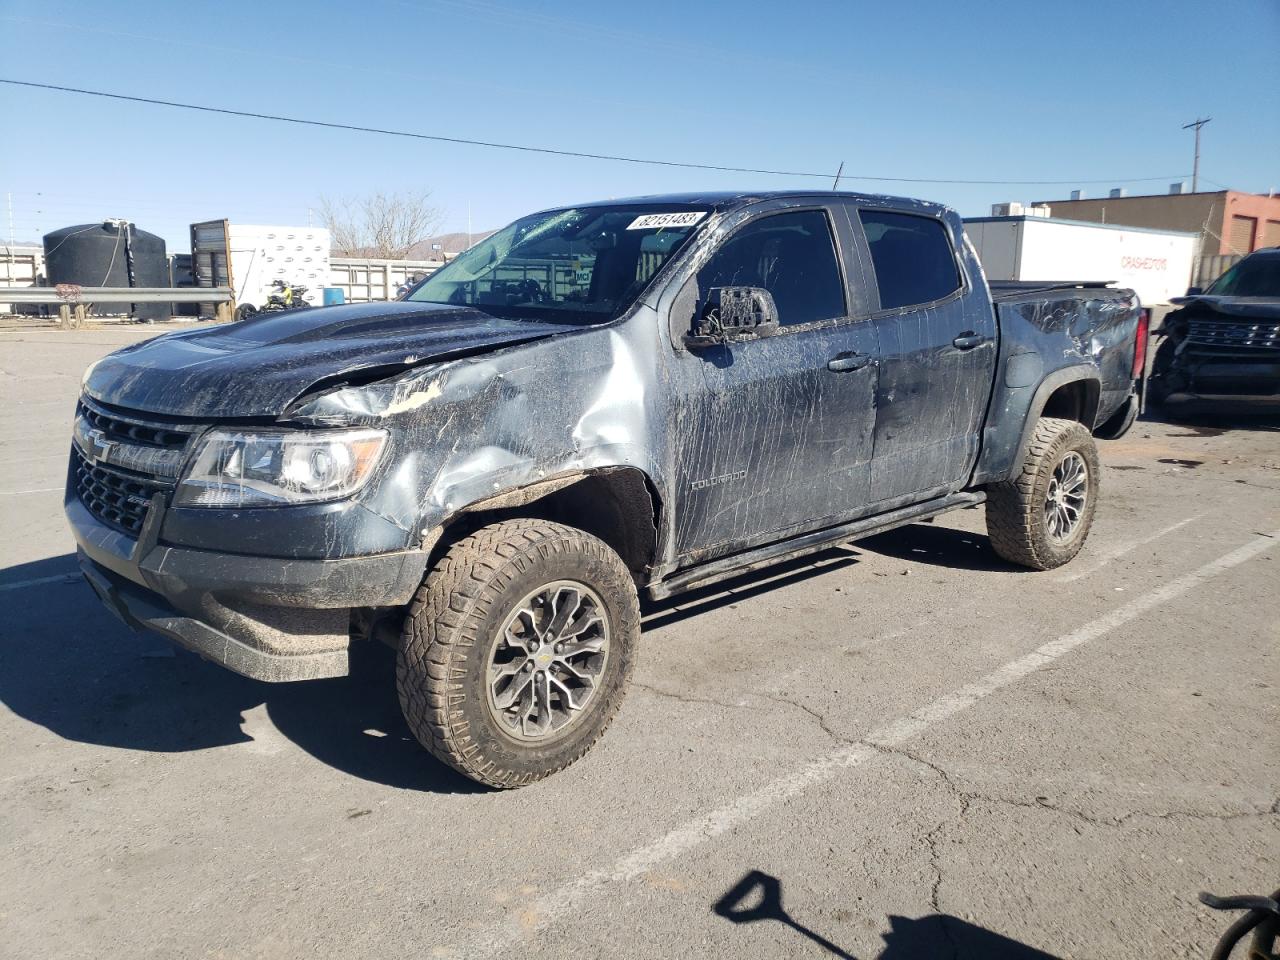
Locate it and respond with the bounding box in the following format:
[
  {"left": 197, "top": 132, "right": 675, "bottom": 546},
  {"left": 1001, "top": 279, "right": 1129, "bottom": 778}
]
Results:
[{"left": 1033, "top": 189, "right": 1280, "bottom": 259}]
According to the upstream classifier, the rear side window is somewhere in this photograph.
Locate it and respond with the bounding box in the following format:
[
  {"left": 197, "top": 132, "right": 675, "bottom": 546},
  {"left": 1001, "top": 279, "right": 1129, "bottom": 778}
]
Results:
[
  {"left": 698, "top": 210, "right": 846, "bottom": 327},
  {"left": 859, "top": 210, "right": 961, "bottom": 310}
]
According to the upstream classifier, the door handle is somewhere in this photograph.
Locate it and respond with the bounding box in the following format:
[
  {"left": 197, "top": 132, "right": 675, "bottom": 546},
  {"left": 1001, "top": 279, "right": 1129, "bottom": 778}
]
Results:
[
  {"left": 827, "top": 352, "right": 873, "bottom": 372},
  {"left": 952, "top": 331, "right": 986, "bottom": 350}
]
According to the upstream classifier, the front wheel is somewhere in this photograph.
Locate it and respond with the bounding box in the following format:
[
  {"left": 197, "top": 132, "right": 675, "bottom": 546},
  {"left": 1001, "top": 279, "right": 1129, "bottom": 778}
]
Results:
[
  {"left": 986, "top": 417, "right": 1100, "bottom": 570},
  {"left": 397, "top": 519, "right": 640, "bottom": 788}
]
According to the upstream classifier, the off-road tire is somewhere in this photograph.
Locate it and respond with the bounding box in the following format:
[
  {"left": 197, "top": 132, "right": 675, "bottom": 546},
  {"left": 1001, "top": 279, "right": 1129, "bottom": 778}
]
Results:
[
  {"left": 986, "top": 416, "right": 1100, "bottom": 570},
  {"left": 397, "top": 519, "right": 640, "bottom": 788}
]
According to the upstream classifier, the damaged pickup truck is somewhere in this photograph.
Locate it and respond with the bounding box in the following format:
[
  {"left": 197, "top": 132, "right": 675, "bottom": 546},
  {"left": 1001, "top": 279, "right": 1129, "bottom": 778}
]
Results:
[
  {"left": 68, "top": 191, "right": 1145, "bottom": 787},
  {"left": 1148, "top": 246, "right": 1280, "bottom": 404}
]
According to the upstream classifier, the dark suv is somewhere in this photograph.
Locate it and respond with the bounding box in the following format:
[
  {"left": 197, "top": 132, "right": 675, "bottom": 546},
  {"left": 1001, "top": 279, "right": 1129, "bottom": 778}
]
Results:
[{"left": 1149, "top": 246, "right": 1280, "bottom": 402}]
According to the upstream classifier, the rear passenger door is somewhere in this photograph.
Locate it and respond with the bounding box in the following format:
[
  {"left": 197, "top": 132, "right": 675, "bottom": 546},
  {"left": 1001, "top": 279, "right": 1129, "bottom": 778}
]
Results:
[{"left": 847, "top": 206, "right": 997, "bottom": 505}]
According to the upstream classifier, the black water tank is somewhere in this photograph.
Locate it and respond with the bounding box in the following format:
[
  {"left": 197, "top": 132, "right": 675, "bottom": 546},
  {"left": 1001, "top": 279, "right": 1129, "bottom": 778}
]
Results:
[{"left": 43, "top": 221, "right": 169, "bottom": 322}]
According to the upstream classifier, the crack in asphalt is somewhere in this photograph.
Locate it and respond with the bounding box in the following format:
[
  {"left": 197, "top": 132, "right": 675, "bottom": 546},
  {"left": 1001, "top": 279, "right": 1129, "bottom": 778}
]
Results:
[
  {"left": 758, "top": 691, "right": 854, "bottom": 746},
  {"left": 631, "top": 681, "right": 749, "bottom": 713},
  {"left": 865, "top": 741, "right": 1278, "bottom": 830},
  {"left": 638, "top": 684, "right": 1280, "bottom": 831},
  {"left": 633, "top": 677, "right": 1276, "bottom": 946}
]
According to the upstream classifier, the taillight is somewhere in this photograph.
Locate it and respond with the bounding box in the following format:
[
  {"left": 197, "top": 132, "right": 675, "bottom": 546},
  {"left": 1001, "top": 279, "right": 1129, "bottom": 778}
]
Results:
[{"left": 1132, "top": 308, "right": 1150, "bottom": 379}]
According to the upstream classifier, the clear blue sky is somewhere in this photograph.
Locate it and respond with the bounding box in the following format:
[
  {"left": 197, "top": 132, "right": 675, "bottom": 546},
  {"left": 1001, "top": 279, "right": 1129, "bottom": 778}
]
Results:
[{"left": 3, "top": 0, "right": 1277, "bottom": 250}]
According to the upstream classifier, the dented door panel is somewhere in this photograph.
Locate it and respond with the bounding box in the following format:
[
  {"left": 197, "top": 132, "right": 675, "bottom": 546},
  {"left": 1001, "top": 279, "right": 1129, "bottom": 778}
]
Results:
[{"left": 670, "top": 321, "right": 878, "bottom": 563}]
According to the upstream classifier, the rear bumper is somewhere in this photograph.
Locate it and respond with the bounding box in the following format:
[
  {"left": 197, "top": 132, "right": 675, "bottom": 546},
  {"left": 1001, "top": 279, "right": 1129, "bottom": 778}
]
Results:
[
  {"left": 1094, "top": 391, "right": 1139, "bottom": 440},
  {"left": 67, "top": 495, "right": 427, "bottom": 681}
]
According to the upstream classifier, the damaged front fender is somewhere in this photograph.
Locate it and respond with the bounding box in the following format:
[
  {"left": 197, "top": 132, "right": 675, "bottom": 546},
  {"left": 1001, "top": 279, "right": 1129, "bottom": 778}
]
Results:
[{"left": 286, "top": 323, "right": 670, "bottom": 564}]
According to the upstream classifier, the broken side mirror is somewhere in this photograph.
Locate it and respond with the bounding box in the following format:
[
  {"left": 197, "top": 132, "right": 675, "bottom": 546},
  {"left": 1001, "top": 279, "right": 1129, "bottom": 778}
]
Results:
[
  {"left": 683, "top": 286, "right": 780, "bottom": 348},
  {"left": 1185, "top": 285, "right": 1203, "bottom": 296}
]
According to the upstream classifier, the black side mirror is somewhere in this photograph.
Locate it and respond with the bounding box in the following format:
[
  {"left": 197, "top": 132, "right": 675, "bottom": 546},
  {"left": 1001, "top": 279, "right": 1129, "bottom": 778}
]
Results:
[
  {"left": 1185, "top": 286, "right": 1203, "bottom": 296},
  {"left": 684, "top": 286, "right": 780, "bottom": 348}
]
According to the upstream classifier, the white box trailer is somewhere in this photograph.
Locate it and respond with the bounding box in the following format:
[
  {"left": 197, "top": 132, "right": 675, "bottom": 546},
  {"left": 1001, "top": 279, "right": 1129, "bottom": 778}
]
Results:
[
  {"left": 963, "top": 216, "right": 1197, "bottom": 307},
  {"left": 191, "top": 220, "right": 330, "bottom": 315}
]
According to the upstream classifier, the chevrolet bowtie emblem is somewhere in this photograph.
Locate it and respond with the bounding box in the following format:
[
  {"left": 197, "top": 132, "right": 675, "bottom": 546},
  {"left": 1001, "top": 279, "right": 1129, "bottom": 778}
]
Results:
[{"left": 85, "top": 427, "right": 115, "bottom": 463}]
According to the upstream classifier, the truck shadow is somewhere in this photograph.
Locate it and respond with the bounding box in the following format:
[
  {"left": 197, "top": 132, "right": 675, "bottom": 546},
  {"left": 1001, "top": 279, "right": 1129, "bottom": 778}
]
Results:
[
  {"left": 714, "top": 869, "right": 1062, "bottom": 959},
  {"left": 641, "top": 547, "right": 861, "bottom": 630},
  {"left": 0, "top": 526, "right": 1005, "bottom": 793},
  {"left": 855, "top": 520, "right": 1024, "bottom": 573},
  {"left": 0, "top": 555, "right": 483, "bottom": 795}
]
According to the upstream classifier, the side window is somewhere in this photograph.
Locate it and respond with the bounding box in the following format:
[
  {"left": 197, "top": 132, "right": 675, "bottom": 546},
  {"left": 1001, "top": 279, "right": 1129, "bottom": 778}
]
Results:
[
  {"left": 858, "top": 210, "right": 961, "bottom": 310},
  {"left": 698, "top": 210, "right": 846, "bottom": 327}
]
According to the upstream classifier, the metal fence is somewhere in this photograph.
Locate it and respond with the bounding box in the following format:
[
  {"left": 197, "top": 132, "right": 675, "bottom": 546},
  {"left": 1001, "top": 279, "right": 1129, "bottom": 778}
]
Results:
[
  {"left": 1, "top": 246, "right": 450, "bottom": 318},
  {"left": 0, "top": 245, "right": 44, "bottom": 312},
  {"left": 1192, "top": 254, "right": 1242, "bottom": 289},
  {"left": 0, "top": 286, "right": 234, "bottom": 327},
  {"left": 329, "top": 258, "right": 442, "bottom": 303}
]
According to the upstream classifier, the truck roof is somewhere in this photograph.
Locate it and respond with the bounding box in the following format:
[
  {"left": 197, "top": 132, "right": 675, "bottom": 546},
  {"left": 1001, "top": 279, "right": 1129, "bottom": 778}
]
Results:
[{"left": 562, "top": 190, "right": 951, "bottom": 216}]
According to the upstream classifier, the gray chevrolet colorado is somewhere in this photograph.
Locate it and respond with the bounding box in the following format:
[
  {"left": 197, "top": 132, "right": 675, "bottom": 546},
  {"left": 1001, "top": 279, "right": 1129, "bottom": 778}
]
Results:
[{"left": 68, "top": 191, "right": 1144, "bottom": 787}]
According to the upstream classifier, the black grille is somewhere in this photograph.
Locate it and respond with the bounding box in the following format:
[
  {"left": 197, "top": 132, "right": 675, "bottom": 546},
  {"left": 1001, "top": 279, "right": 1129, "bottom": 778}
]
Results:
[
  {"left": 1186, "top": 317, "right": 1280, "bottom": 351},
  {"left": 72, "top": 447, "right": 173, "bottom": 534},
  {"left": 78, "top": 400, "right": 192, "bottom": 448}
]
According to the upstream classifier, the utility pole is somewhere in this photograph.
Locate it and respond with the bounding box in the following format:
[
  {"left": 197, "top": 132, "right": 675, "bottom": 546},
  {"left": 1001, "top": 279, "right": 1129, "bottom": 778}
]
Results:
[
  {"left": 1182, "top": 117, "right": 1211, "bottom": 192},
  {"left": 6, "top": 192, "right": 13, "bottom": 252}
]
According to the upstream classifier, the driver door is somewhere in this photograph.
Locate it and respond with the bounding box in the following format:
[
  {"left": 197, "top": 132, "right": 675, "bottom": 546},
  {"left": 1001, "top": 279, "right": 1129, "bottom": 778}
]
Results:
[{"left": 666, "top": 206, "right": 880, "bottom": 564}]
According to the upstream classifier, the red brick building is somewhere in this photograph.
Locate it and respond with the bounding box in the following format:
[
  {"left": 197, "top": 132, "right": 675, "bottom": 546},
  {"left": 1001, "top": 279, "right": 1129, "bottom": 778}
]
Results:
[{"left": 1034, "top": 190, "right": 1280, "bottom": 259}]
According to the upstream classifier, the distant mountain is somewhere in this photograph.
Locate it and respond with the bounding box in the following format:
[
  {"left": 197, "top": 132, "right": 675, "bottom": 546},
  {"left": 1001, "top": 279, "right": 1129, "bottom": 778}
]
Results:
[{"left": 404, "top": 230, "right": 497, "bottom": 260}]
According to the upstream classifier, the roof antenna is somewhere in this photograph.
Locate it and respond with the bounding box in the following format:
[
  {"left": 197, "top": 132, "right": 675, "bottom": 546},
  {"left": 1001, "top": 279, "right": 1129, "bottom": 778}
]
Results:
[{"left": 832, "top": 161, "right": 844, "bottom": 191}]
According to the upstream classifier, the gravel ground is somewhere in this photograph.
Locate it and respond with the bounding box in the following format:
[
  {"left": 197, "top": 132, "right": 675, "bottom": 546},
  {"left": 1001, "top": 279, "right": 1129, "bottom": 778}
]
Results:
[{"left": 1, "top": 325, "right": 1276, "bottom": 960}]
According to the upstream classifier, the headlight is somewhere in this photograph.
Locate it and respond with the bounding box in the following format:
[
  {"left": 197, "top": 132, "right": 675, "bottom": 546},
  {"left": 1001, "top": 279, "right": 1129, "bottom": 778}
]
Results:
[{"left": 175, "top": 427, "right": 388, "bottom": 507}]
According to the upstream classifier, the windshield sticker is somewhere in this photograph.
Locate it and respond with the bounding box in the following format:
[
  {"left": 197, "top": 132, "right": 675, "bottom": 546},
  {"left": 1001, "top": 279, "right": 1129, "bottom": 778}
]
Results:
[{"left": 626, "top": 211, "right": 707, "bottom": 231}]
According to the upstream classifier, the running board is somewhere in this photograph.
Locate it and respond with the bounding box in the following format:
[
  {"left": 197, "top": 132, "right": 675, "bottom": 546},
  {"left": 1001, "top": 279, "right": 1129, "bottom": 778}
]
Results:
[{"left": 648, "top": 491, "right": 987, "bottom": 601}]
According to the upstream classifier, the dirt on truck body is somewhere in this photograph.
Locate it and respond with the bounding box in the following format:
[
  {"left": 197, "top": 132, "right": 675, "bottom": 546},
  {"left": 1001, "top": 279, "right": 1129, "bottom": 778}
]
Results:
[{"left": 68, "top": 190, "right": 1144, "bottom": 787}]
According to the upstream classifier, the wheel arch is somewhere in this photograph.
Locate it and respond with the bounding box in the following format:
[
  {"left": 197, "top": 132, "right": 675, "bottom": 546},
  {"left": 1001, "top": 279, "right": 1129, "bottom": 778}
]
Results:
[
  {"left": 1006, "top": 368, "right": 1101, "bottom": 482},
  {"left": 427, "top": 467, "right": 662, "bottom": 587}
]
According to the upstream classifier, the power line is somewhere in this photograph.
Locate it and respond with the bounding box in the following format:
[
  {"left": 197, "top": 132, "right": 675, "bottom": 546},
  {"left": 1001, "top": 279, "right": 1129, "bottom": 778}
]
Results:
[{"left": 1, "top": 77, "right": 1190, "bottom": 187}]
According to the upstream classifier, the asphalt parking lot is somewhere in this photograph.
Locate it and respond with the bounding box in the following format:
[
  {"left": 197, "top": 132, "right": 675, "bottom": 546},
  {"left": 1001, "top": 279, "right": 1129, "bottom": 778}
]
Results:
[{"left": 1, "top": 324, "right": 1277, "bottom": 960}]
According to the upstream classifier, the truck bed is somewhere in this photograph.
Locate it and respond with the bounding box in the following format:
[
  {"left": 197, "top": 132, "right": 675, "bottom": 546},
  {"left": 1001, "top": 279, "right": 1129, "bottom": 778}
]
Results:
[{"left": 988, "top": 280, "right": 1117, "bottom": 301}]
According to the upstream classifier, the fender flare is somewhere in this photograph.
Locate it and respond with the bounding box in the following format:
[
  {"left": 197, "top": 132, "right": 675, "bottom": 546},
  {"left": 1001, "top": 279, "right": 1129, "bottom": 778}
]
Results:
[{"left": 1008, "top": 366, "right": 1101, "bottom": 478}]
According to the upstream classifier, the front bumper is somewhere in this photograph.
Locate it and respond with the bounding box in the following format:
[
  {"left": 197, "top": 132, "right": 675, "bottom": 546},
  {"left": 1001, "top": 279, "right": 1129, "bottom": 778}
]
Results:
[
  {"left": 68, "top": 494, "right": 428, "bottom": 681},
  {"left": 1165, "top": 352, "right": 1280, "bottom": 398}
]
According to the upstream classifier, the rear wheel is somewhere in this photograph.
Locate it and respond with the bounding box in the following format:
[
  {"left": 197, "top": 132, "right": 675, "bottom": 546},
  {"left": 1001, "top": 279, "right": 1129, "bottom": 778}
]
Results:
[
  {"left": 397, "top": 519, "right": 640, "bottom": 788},
  {"left": 986, "top": 417, "right": 1100, "bottom": 570}
]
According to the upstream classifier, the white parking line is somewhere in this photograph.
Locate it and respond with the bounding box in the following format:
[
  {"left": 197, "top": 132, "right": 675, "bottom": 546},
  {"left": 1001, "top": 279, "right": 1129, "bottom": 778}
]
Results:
[
  {"left": 0, "top": 573, "right": 80, "bottom": 592},
  {"left": 0, "top": 487, "right": 62, "bottom": 496},
  {"left": 466, "top": 527, "right": 1280, "bottom": 956},
  {"left": 1055, "top": 515, "right": 1204, "bottom": 583}
]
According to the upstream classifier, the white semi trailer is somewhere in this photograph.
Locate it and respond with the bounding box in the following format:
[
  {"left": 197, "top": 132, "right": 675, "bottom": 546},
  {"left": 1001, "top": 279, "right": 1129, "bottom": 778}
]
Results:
[
  {"left": 963, "top": 214, "right": 1198, "bottom": 309},
  {"left": 190, "top": 220, "right": 330, "bottom": 317}
]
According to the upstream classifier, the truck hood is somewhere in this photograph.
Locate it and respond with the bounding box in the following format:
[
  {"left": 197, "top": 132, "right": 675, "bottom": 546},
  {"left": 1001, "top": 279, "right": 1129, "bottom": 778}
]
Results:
[
  {"left": 83, "top": 301, "right": 566, "bottom": 419},
  {"left": 1167, "top": 295, "right": 1280, "bottom": 320}
]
